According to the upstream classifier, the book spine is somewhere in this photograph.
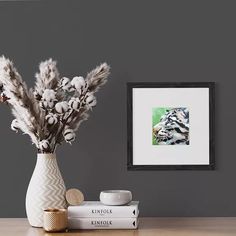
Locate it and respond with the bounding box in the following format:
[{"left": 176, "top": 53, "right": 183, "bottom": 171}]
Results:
[
  {"left": 68, "top": 217, "right": 138, "bottom": 229},
  {"left": 68, "top": 206, "right": 139, "bottom": 218}
]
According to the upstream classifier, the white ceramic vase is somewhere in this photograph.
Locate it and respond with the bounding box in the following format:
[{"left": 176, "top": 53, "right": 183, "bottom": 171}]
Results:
[{"left": 25, "top": 153, "right": 67, "bottom": 227}]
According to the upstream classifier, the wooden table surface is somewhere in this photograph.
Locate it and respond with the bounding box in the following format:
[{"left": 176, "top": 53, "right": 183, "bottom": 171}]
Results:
[{"left": 0, "top": 218, "right": 236, "bottom": 236}]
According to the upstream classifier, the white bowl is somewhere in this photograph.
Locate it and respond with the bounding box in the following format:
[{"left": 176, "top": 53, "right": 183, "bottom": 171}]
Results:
[{"left": 100, "top": 190, "right": 132, "bottom": 206}]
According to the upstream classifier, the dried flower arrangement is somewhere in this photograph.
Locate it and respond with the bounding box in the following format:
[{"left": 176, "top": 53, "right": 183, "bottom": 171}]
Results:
[{"left": 0, "top": 56, "right": 110, "bottom": 153}]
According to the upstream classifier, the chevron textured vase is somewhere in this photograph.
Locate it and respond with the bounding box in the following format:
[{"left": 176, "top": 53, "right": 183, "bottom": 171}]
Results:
[{"left": 26, "top": 153, "right": 67, "bottom": 227}]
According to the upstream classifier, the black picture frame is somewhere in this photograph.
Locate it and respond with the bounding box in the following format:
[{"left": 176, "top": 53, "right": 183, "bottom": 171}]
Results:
[{"left": 127, "top": 82, "right": 215, "bottom": 170}]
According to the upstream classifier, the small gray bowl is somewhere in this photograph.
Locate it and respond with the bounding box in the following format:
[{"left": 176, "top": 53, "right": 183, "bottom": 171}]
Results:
[{"left": 100, "top": 190, "right": 132, "bottom": 206}]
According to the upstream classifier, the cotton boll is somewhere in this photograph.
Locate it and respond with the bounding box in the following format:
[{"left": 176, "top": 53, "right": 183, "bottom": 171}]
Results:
[
  {"left": 40, "top": 100, "right": 54, "bottom": 109},
  {"left": 45, "top": 113, "right": 58, "bottom": 125},
  {"left": 85, "top": 92, "right": 97, "bottom": 108},
  {"left": 55, "top": 101, "right": 69, "bottom": 114},
  {"left": 64, "top": 129, "right": 76, "bottom": 143},
  {"left": 11, "top": 119, "right": 19, "bottom": 132},
  {"left": 71, "top": 76, "right": 86, "bottom": 94},
  {"left": 41, "top": 89, "right": 57, "bottom": 109},
  {"left": 44, "top": 101, "right": 55, "bottom": 109},
  {"left": 60, "top": 77, "right": 74, "bottom": 92},
  {"left": 39, "top": 140, "right": 51, "bottom": 152},
  {"left": 68, "top": 97, "right": 80, "bottom": 111},
  {"left": 42, "top": 89, "right": 56, "bottom": 102}
]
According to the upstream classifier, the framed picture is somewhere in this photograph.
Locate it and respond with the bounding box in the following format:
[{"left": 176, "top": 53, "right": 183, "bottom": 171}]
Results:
[{"left": 127, "top": 82, "right": 215, "bottom": 170}]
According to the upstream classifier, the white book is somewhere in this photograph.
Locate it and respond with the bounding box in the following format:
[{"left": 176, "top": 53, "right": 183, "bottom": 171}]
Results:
[
  {"left": 68, "top": 217, "right": 138, "bottom": 229},
  {"left": 68, "top": 201, "right": 139, "bottom": 218}
]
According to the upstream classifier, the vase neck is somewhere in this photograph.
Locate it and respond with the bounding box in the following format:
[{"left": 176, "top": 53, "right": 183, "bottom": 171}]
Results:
[{"left": 37, "top": 153, "right": 56, "bottom": 159}]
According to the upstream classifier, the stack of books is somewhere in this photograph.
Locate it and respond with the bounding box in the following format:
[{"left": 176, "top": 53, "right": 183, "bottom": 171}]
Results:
[{"left": 68, "top": 201, "right": 139, "bottom": 229}]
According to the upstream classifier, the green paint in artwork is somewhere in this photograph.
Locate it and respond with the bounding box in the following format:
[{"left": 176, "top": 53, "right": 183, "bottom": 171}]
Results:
[{"left": 152, "top": 107, "right": 169, "bottom": 145}]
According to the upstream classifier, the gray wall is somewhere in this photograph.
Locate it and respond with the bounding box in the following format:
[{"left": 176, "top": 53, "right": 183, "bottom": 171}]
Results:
[{"left": 0, "top": 0, "right": 235, "bottom": 217}]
